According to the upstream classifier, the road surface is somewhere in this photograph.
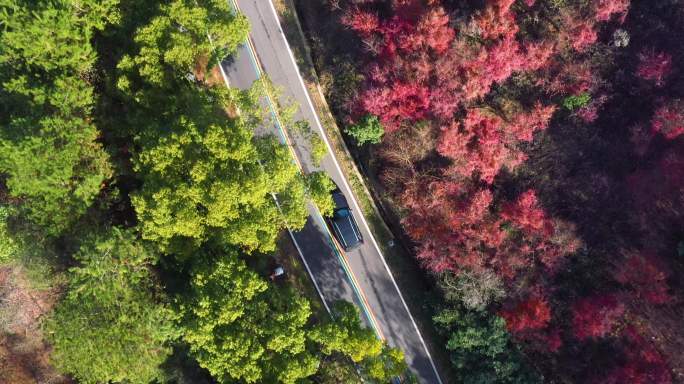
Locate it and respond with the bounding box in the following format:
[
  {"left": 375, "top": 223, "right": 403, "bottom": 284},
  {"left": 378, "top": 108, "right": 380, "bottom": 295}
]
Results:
[{"left": 221, "top": 1, "right": 443, "bottom": 383}]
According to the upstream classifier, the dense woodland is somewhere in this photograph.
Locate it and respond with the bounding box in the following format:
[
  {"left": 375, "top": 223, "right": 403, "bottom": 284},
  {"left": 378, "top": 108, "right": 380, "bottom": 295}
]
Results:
[
  {"left": 0, "top": 0, "right": 407, "bottom": 383},
  {"left": 294, "top": 0, "right": 684, "bottom": 383}
]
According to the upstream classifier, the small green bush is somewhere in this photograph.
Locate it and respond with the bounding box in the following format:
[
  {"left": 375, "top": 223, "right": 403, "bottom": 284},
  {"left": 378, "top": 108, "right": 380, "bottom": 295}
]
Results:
[
  {"left": 311, "top": 135, "right": 328, "bottom": 165},
  {"left": 345, "top": 115, "right": 384, "bottom": 145},
  {"left": 562, "top": 93, "right": 592, "bottom": 111},
  {"left": 0, "top": 206, "right": 17, "bottom": 265}
]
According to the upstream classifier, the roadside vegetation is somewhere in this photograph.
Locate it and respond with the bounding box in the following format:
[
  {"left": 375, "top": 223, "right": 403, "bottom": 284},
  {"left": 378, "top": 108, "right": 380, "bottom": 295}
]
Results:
[
  {"left": 0, "top": 0, "right": 407, "bottom": 383},
  {"left": 291, "top": 0, "right": 684, "bottom": 383}
]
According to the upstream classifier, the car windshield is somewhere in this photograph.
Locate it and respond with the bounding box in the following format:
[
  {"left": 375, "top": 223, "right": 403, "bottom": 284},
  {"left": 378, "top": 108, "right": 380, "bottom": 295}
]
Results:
[{"left": 336, "top": 208, "right": 350, "bottom": 218}]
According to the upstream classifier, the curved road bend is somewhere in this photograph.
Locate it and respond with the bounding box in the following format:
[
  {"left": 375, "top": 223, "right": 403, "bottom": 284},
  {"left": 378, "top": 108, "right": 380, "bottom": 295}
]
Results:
[{"left": 221, "top": 1, "right": 443, "bottom": 383}]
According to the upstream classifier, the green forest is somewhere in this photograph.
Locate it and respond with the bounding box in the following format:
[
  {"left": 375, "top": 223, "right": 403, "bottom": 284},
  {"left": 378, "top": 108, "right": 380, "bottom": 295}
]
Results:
[{"left": 0, "top": 0, "right": 406, "bottom": 383}]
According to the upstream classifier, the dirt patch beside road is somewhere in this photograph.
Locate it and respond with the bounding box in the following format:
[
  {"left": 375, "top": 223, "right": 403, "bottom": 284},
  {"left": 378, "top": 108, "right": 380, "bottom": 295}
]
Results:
[{"left": 0, "top": 266, "right": 69, "bottom": 384}]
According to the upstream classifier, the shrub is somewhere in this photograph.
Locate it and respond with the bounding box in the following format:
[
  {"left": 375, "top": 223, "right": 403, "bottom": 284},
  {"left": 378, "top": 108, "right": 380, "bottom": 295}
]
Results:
[{"left": 345, "top": 115, "right": 384, "bottom": 145}]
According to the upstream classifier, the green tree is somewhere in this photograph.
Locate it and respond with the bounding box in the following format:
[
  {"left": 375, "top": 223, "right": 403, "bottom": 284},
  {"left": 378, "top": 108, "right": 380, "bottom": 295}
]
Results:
[
  {"left": 306, "top": 171, "right": 337, "bottom": 217},
  {"left": 362, "top": 345, "right": 409, "bottom": 383},
  {"left": 315, "top": 356, "right": 364, "bottom": 384},
  {"left": 117, "top": 0, "right": 248, "bottom": 88},
  {"left": 561, "top": 92, "right": 591, "bottom": 111},
  {"left": 177, "top": 248, "right": 319, "bottom": 383},
  {"left": 311, "top": 301, "right": 408, "bottom": 382},
  {"left": 116, "top": 2, "right": 306, "bottom": 255},
  {"left": 311, "top": 134, "right": 329, "bottom": 165},
  {"left": 311, "top": 301, "right": 383, "bottom": 362},
  {"left": 0, "top": 0, "right": 115, "bottom": 234},
  {"left": 345, "top": 115, "right": 384, "bottom": 145},
  {"left": 293, "top": 119, "right": 328, "bottom": 165},
  {"left": 46, "top": 228, "right": 177, "bottom": 384},
  {"left": 433, "top": 307, "right": 539, "bottom": 384},
  {"left": 129, "top": 86, "right": 308, "bottom": 255}
]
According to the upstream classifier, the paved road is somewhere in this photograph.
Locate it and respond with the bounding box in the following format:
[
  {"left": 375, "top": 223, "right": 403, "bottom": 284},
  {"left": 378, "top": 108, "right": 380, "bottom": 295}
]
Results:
[{"left": 222, "top": 1, "right": 442, "bottom": 383}]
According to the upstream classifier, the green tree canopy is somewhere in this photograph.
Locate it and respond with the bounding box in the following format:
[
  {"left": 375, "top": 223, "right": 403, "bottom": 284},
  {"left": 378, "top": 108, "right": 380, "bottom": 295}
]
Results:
[
  {"left": 129, "top": 85, "right": 308, "bottom": 255},
  {"left": 311, "top": 301, "right": 408, "bottom": 382},
  {"left": 46, "top": 228, "right": 177, "bottom": 384},
  {"left": 0, "top": 0, "right": 115, "bottom": 234},
  {"left": 306, "top": 171, "right": 337, "bottom": 217},
  {"left": 311, "top": 301, "right": 383, "bottom": 362},
  {"left": 117, "top": 0, "right": 248, "bottom": 88},
  {"left": 434, "top": 307, "right": 539, "bottom": 384},
  {"left": 177, "top": 248, "right": 319, "bottom": 383},
  {"left": 345, "top": 115, "right": 384, "bottom": 145},
  {"left": 115, "top": 1, "right": 306, "bottom": 255}
]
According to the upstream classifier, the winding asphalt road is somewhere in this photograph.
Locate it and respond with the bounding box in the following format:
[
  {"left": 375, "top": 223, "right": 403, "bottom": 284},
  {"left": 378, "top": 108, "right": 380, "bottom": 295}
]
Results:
[{"left": 221, "top": 1, "right": 443, "bottom": 382}]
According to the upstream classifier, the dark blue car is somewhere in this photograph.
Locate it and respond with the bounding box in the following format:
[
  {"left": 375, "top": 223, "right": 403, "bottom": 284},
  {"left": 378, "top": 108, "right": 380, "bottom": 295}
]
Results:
[{"left": 327, "top": 188, "right": 364, "bottom": 251}]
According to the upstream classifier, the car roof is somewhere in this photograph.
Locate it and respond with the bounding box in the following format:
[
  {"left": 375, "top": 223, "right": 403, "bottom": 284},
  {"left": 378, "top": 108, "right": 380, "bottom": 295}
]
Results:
[{"left": 332, "top": 211, "right": 361, "bottom": 249}]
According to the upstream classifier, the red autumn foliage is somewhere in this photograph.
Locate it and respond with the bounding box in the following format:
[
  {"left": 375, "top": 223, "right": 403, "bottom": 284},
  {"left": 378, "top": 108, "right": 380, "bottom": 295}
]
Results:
[
  {"left": 597, "top": 327, "right": 672, "bottom": 384},
  {"left": 401, "top": 177, "right": 579, "bottom": 281},
  {"left": 341, "top": 7, "right": 379, "bottom": 37},
  {"left": 636, "top": 50, "right": 673, "bottom": 87},
  {"left": 489, "top": 0, "right": 516, "bottom": 16},
  {"left": 474, "top": 6, "right": 519, "bottom": 40},
  {"left": 501, "top": 190, "right": 554, "bottom": 237},
  {"left": 500, "top": 295, "right": 552, "bottom": 334},
  {"left": 541, "top": 59, "right": 597, "bottom": 96},
  {"left": 545, "top": 327, "right": 563, "bottom": 352},
  {"left": 416, "top": 7, "right": 455, "bottom": 53},
  {"left": 615, "top": 252, "right": 672, "bottom": 305},
  {"left": 516, "top": 326, "right": 564, "bottom": 353},
  {"left": 521, "top": 41, "right": 556, "bottom": 72},
  {"left": 500, "top": 190, "right": 580, "bottom": 273},
  {"left": 338, "top": 1, "right": 683, "bottom": 377},
  {"left": 570, "top": 21, "right": 598, "bottom": 52},
  {"left": 508, "top": 103, "right": 557, "bottom": 141},
  {"left": 571, "top": 294, "right": 626, "bottom": 340},
  {"left": 593, "top": 0, "right": 630, "bottom": 22},
  {"left": 438, "top": 110, "right": 526, "bottom": 183},
  {"left": 404, "top": 182, "right": 505, "bottom": 274},
  {"left": 361, "top": 82, "right": 431, "bottom": 132},
  {"left": 651, "top": 100, "right": 684, "bottom": 140}
]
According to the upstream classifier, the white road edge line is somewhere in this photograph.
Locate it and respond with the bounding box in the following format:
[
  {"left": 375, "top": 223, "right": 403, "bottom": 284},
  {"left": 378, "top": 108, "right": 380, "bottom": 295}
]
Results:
[
  {"left": 263, "top": 1, "right": 443, "bottom": 383},
  {"left": 215, "top": 39, "right": 333, "bottom": 316}
]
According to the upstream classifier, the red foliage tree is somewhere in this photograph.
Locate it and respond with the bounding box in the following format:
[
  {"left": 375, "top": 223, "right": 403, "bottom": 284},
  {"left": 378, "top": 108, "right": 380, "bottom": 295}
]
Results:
[
  {"left": 500, "top": 295, "right": 552, "bottom": 334},
  {"left": 651, "top": 100, "right": 684, "bottom": 140},
  {"left": 570, "top": 21, "right": 598, "bottom": 52},
  {"left": 416, "top": 7, "right": 455, "bottom": 53},
  {"left": 499, "top": 190, "right": 580, "bottom": 273},
  {"left": 501, "top": 190, "right": 554, "bottom": 237},
  {"left": 541, "top": 59, "right": 596, "bottom": 96},
  {"left": 636, "top": 50, "right": 673, "bottom": 87},
  {"left": 341, "top": 7, "right": 380, "bottom": 37},
  {"left": 508, "top": 102, "right": 557, "bottom": 142},
  {"left": 404, "top": 182, "right": 506, "bottom": 274},
  {"left": 521, "top": 41, "right": 556, "bottom": 71},
  {"left": 598, "top": 327, "right": 672, "bottom": 384},
  {"left": 615, "top": 252, "right": 672, "bottom": 305},
  {"left": 571, "top": 294, "right": 626, "bottom": 340},
  {"left": 361, "top": 82, "right": 431, "bottom": 132},
  {"left": 593, "top": 0, "right": 630, "bottom": 22},
  {"left": 473, "top": 6, "right": 518, "bottom": 40},
  {"left": 438, "top": 110, "right": 527, "bottom": 183}
]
